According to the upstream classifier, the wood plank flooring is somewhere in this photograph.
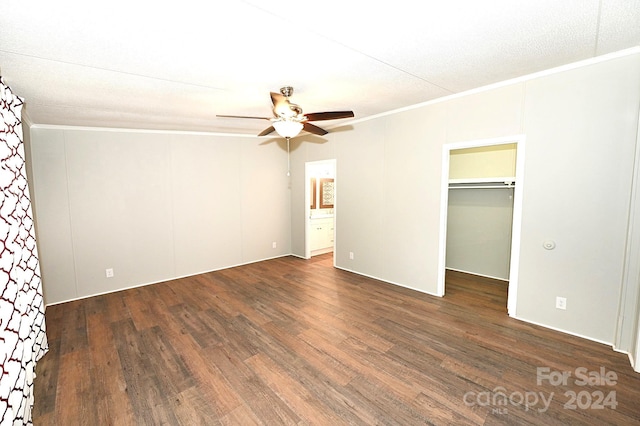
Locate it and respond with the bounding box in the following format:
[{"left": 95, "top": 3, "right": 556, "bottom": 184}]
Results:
[{"left": 33, "top": 254, "right": 640, "bottom": 425}]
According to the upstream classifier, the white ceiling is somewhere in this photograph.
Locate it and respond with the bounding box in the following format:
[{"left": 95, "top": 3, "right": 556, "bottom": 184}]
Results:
[{"left": 1, "top": 0, "right": 639, "bottom": 136}]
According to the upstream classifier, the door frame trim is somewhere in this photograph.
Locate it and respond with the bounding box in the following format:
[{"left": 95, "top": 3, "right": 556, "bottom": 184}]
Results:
[{"left": 436, "top": 134, "right": 526, "bottom": 317}]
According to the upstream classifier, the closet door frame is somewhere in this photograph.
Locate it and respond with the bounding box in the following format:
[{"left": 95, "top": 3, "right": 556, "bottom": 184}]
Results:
[{"left": 437, "top": 134, "right": 526, "bottom": 317}]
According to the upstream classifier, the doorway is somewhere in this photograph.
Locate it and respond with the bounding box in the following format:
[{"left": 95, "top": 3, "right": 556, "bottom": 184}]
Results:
[
  {"left": 437, "top": 135, "right": 525, "bottom": 317},
  {"left": 305, "top": 159, "right": 336, "bottom": 260}
]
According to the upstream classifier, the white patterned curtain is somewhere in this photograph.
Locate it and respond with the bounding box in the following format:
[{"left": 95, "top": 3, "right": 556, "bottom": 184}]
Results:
[{"left": 0, "top": 77, "right": 48, "bottom": 425}]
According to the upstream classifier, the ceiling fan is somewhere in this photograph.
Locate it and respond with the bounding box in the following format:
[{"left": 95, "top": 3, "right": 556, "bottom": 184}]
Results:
[{"left": 217, "top": 86, "right": 354, "bottom": 138}]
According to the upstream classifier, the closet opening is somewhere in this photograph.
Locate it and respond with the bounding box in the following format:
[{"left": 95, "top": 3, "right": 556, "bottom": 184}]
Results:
[{"left": 437, "top": 136, "right": 525, "bottom": 317}]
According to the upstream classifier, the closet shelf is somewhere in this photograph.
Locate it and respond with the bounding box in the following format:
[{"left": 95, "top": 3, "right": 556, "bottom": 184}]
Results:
[{"left": 448, "top": 177, "right": 515, "bottom": 189}]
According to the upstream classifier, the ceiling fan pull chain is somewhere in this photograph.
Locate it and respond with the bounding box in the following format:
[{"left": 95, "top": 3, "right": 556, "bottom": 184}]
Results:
[{"left": 287, "top": 137, "right": 291, "bottom": 177}]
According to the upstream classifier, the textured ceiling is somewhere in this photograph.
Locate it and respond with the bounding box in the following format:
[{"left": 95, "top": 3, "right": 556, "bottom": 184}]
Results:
[{"left": 1, "top": 0, "right": 639, "bottom": 136}]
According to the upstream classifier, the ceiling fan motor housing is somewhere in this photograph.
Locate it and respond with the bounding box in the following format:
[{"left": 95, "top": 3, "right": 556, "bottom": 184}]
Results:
[
  {"left": 274, "top": 87, "right": 303, "bottom": 119},
  {"left": 280, "top": 86, "right": 294, "bottom": 97}
]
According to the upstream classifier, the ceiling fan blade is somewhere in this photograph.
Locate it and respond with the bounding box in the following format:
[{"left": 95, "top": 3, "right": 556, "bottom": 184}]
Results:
[
  {"left": 258, "top": 126, "right": 276, "bottom": 136},
  {"left": 270, "top": 92, "right": 287, "bottom": 108},
  {"left": 304, "top": 111, "right": 354, "bottom": 122},
  {"left": 271, "top": 91, "right": 302, "bottom": 118},
  {"left": 302, "top": 122, "right": 328, "bottom": 136},
  {"left": 217, "top": 114, "right": 272, "bottom": 120}
]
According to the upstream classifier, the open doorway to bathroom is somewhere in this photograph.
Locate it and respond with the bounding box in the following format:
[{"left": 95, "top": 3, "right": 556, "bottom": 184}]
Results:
[{"left": 305, "top": 159, "right": 336, "bottom": 259}]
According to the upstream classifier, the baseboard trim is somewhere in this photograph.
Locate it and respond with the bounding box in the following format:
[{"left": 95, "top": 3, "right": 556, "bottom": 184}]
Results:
[
  {"left": 445, "top": 267, "right": 509, "bottom": 282},
  {"left": 333, "top": 265, "right": 442, "bottom": 298},
  {"left": 511, "top": 314, "right": 614, "bottom": 347},
  {"left": 45, "top": 253, "right": 293, "bottom": 306}
]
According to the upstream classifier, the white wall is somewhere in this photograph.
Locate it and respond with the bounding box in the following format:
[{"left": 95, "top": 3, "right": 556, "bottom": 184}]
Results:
[
  {"left": 446, "top": 188, "right": 514, "bottom": 280},
  {"left": 517, "top": 54, "right": 640, "bottom": 343},
  {"left": 27, "top": 128, "right": 291, "bottom": 304},
  {"left": 290, "top": 52, "right": 640, "bottom": 346},
  {"left": 449, "top": 144, "right": 517, "bottom": 179}
]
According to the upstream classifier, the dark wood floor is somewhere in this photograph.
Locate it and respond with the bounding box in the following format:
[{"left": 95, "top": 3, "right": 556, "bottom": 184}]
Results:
[{"left": 33, "top": 254, "right": 640, "bottom": 425}]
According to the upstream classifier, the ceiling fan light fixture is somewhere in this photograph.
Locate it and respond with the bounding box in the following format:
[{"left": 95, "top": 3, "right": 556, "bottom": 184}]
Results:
[{"left": 273, "top": 120, "right": 303, "bottom": 138}]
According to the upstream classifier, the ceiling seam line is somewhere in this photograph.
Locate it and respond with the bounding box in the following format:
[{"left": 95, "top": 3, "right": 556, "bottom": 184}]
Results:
[
  {"left": 0, "top": 49, "right": 227, "bottom": 91},
  {"left": 594, "top": 0, "right": 603, "bottom": 55},
  {"left": 239, "top": 2, "right": 457, "bottom": 95}
]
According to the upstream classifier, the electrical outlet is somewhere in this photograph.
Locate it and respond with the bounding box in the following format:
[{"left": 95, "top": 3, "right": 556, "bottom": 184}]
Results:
[
  {"left": 272, "top": 241, "right": 277, "bottom": 249},
  {"left": 556, "top": 296, "right": 567, "bottom": 310},
  {"left": 105, "top": 268, "right": 114, "bottom": 278},
  {"left": 349, "top": 252, "right": 354, "bottom": 260}
]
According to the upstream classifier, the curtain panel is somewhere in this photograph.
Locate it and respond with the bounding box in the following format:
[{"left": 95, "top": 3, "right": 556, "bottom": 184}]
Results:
[{"left": 0, "top": 77, "right": 48, "bottom": 425}]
